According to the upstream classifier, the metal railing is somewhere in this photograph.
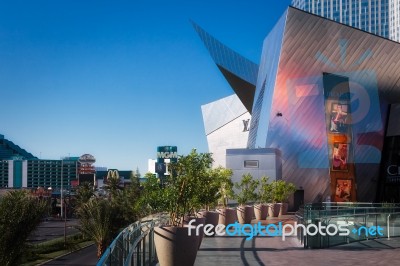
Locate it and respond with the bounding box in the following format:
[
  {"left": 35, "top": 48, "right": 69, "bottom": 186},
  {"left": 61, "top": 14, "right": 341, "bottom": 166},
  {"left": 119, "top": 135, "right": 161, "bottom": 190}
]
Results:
[
  {"left": 296, "top": 202, "right": 400, "bottom": 248},
  {"left": 97, "top": 219, "right": 158, "bottom": 266}
]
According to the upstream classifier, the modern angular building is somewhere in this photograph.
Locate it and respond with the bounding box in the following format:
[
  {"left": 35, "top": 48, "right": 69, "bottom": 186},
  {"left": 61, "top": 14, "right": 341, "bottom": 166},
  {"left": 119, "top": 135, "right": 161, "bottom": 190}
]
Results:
[
  {"left": 292, "top": 0, "right": 400, "bottom": 42},
  {"left": 195, "top": 6, "right": 400, "bottom": 203}
]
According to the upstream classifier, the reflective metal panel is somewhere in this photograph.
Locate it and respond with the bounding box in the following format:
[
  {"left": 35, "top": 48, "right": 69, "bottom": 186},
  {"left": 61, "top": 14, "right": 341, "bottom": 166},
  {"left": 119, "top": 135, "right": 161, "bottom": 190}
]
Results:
[
  {"left": 248, "top": 10, "right": 288, "bottom": 149},
  {"left": 192, "top": 22, "right": 259, "bottom": 112},
  {"left": 191, "top": 22, "right": 259, "bottom": 86},
  {"left": 253, "top": 7, "right": 400, "bottom": 202}
]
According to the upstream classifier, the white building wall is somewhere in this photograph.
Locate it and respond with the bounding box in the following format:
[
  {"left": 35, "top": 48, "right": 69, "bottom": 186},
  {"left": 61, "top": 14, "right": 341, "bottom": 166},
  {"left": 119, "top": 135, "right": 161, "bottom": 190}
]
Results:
[
  {"left": 226, "top": 150, "right": 279, "bottom": 184},
  {"left": 8, "top": 160, "right": 13, "bottom": 188},
  {"left": 206, "top": 112, "right": 251, "bottom": 167},
  {"left": 202, "top": 94, "right": 251, "bottom": 167},
  {"left": 22, "top": 160, "right": 28, "bottom": 187},
  {"left": 147, "top": 159, "right": 156, "bottom": 174}
]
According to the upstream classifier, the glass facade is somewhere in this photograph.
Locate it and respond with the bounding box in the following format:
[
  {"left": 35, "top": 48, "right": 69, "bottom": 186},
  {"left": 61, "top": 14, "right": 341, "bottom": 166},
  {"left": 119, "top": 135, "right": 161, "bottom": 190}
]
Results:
[
  {"left": 297, "top": 202, "right": 400, "bottom": 248},
  {"left": 292, "top": 0, "right": 400, "bottom": 42},
  {"left": 378, "top": 135, "right": 400, "bottom": 201}
]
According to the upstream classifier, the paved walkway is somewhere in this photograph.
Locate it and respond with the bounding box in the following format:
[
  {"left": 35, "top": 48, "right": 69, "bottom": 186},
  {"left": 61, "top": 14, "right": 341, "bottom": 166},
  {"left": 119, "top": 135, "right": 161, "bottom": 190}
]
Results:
[
  {"left": 195, "top": 235, "right": 400, "bottom": 266},
  {"left": 194, "top": 215, "right": 400, "bottom": 266}
]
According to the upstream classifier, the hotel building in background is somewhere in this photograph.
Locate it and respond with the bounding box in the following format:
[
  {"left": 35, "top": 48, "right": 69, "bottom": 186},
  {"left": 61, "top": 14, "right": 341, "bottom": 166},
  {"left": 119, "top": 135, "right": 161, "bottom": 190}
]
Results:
[
  {"left": 292, "top": 0, "right": 400, "bottom": 42},
  {"left": 1, "top": 134, "right": 104, "bottom": 190}
]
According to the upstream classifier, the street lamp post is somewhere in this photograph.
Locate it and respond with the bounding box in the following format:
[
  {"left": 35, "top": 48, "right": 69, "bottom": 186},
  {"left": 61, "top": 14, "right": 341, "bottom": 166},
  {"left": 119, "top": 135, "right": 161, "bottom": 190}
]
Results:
[
  {"left": 64, "top": 196, "right": 67, "bottom": 246},
  {"left": 48, "top": 187, "right": 52, "bottom": 217},
  {"left": 60, "top": 160, "right": 63, "bottom": 219}
]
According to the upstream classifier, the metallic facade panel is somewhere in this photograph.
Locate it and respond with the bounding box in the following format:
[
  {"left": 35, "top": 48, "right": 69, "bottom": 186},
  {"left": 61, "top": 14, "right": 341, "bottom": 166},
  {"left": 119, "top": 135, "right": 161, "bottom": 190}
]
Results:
[
  {"left": 248, "top": 10, "right": 288, "bottom": 149},
  {"left": 201, "top": 94, "right": 248, "bottom": 135},
  {"left": 192, "top": 22, "right": 259, "bottom": 86},
  {"left": 217, "top": 66, "right": 256, "bottom": 113},
  {"left": 192, "top": 22, "right": 258, "bottom": 111},
  {"left": 250, "top": 7, "right": 400, "bottom": 202}
]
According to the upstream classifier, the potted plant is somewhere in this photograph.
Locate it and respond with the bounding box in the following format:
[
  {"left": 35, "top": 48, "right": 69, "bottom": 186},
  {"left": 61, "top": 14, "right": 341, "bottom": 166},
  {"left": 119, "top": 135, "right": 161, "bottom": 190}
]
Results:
[
  {"left": 234, "top": 173, "right": 258, "bottom": 224},
  {"left": 267, "top": 181, "right": 280, "bottom": 217},
  {"left": 213, "top": 167, "right": 236, "bottom": 226},
  {"left": 153, "top": 149, "right": 212, "bottom": 266},
  {"left": 254, "top": 176, "right": 271, "bottom": 220},
  {"left": 196, "top": 167, "right": 221, "bottom": 237},
  {"left": 273, "top": 180, "right": 297, "bottom": 216},
  {"left": 139, "top": 172, "right": 167, "bottom": 216}
]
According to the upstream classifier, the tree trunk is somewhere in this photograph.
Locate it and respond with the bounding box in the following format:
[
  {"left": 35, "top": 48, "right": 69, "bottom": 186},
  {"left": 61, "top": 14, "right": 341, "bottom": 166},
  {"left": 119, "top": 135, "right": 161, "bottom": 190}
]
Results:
[{"left": 97, "top": 242, "right": 105, "bottom": 259}]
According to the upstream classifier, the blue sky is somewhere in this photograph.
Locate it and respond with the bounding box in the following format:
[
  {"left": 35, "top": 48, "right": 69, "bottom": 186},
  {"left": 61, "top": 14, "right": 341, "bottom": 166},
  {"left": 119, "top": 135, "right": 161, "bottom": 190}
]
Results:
[{"left": 0, "top": 0, "right": 291, "bottom": 173}]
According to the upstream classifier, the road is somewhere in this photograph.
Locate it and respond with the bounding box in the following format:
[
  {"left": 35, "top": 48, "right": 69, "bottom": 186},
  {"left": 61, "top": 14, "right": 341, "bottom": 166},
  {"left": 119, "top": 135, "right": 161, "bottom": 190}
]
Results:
[
  {"left": 28, "top": 219, "right": 80, "bottom": 243},
  {"left": 41, "top": 244, "right": 98, "bottom": 266}
]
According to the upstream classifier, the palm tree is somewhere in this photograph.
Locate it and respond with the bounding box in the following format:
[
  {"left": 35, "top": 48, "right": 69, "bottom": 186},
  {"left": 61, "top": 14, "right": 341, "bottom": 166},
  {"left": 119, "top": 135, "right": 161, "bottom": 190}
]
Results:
[
  {"left": 0, "top": 190, "right": 47, "bottom": 266},
  {"left": 75, "top": 182, "right": 94, "bottom": 207},
  {"left": 76, "top": 197, "right": 116, "bottom": 258}
]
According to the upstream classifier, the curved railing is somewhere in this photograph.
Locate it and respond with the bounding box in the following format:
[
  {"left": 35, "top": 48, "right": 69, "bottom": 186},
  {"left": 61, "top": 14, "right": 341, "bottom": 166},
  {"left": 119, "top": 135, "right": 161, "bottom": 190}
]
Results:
[
  {"left": 97, "top": 219, "right": 158, "bottom": 266},
  {"left": 296, "top": 202, "right": 400, "bottom": 248}
]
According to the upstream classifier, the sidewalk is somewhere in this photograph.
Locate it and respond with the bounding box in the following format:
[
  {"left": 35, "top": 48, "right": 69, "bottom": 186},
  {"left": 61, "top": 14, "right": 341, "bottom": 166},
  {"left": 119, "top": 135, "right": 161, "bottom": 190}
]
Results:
[{"left": 194, "top": 215, "right": 400, "bottom": 266}]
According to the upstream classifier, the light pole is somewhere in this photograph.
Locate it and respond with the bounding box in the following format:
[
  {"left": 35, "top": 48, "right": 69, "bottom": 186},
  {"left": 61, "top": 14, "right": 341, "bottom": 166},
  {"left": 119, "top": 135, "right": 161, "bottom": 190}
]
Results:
[
  {"left": 47, "top": 187, "right": 52, "bottom": 218},
  {"left": 60, "top": 159, "right": 64, "bottom": 219},
  {"left": 64, "top": 194, "right": 67, "bottom": 246}
]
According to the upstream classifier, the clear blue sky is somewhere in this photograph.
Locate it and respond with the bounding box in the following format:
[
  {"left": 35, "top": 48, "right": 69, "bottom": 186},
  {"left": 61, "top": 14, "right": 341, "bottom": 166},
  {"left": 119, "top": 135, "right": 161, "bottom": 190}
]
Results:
[{"left": 0, "top": 0, "right": 291, "bottom": 173}]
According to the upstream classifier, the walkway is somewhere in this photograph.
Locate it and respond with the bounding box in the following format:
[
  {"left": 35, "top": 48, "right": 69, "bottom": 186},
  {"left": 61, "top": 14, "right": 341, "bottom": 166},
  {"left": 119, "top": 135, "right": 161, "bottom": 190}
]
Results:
[{"left": 194, "top": 215, "right": 400, "bottom": 266}]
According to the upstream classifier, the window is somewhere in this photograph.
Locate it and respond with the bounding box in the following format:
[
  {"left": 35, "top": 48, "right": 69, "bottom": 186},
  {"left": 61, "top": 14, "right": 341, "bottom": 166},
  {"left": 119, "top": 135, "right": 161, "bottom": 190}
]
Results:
[{"left": 244, "top": 160, "right": 259, "bottom": 168}]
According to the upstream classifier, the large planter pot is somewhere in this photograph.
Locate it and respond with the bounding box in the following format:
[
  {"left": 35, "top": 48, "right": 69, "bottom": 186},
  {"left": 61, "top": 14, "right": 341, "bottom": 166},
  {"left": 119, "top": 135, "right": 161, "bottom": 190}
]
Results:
[
  {"left": 217, "top": 207, "right": 237, "bottom": 226},
  {"left": 197, "top": 211, "right": 219, "bottom": 237},
  {"left": 182, "top": 216, "right": 206, "bottom": 248},
  {"left": 278, "top": 203, "right": 289, "bottom": 216},
  {"left": 267, "top": 203, "right": 280, "bottom": 217},
  {"left": 254, "top": 204, "right": 268, "bottom": 220},
  {"left": 154, "top": 226, "right": 200, "bottom": 266},
  {"left": 236, "top": 205, "right": 253, "bottom": 224}
]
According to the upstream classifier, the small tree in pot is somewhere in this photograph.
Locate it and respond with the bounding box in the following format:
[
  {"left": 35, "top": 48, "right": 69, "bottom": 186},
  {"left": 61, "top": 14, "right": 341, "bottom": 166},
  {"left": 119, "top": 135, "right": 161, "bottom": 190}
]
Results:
[
  {"left": 234, "top": 173, "right": 258, "bottom": 224},
  {"left": 154, "top": 149, "right": 212, "bottom": 266},
  {"left": 254, "top": 176, "right": 271, "bottom": 220},
  {"left": 212, "top": 167, "right": 236, "bottom": 226},
  {"left": 266, "top": 181, "right": 280, "bottom": 217},
  {"left": 195, "top": 167, "right": 222, "bottom": 236},
  {"left": 273, "top": 180, "right": 296, "bottom": 216}
]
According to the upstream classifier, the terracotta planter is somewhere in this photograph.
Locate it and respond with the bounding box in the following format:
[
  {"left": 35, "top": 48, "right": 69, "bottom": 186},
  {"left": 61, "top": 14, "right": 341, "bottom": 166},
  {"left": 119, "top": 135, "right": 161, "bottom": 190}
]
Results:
[
  {"left": 236, "top": 205, "right": 253, "bottom": 224},
  {"left": 278, "top": 203, "right": 289, "bottom": 216},
  {"left": 254, "top": 204, "right": 268, "bottom": 220},
  {"left": 217, "top": 207, "right": 237, "bottom": 225},
  {"left": 154, "top": 226, "right": 200, "bottom": 266},
  {"left": 267, "top": 203, "right": 280, "bottom": 217},
  {"left": 197, "top": 211, "right": 219, "bottom": 236}
]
